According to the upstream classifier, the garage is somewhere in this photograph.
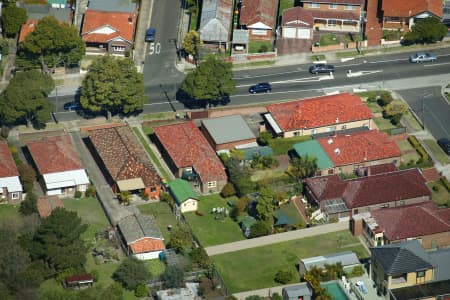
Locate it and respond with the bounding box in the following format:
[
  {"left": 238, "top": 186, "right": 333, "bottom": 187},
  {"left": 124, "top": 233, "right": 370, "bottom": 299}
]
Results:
[
  {"left": 297, "top": 28, "right": 311, "bottom": 39},
  {"left": 283, "top": 27, "right": 297, "bottom": 38}
]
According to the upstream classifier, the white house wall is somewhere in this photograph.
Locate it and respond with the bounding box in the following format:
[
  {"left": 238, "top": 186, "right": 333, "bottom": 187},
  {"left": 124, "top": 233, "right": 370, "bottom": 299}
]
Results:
[{"left": 133, "top": 250, "right": 162, "bottom": 260}]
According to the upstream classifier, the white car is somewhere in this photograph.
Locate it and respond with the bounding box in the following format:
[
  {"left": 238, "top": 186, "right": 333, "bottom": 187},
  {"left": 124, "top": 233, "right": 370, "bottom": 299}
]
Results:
[{"left": 409, "top": 52, "right": 437, "bottom": 63}]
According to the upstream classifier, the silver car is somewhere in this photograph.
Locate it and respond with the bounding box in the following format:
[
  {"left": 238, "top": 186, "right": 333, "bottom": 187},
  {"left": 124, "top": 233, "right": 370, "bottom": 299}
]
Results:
[{"left": 409, "top": 52, "right": 437, "bottom": 63}]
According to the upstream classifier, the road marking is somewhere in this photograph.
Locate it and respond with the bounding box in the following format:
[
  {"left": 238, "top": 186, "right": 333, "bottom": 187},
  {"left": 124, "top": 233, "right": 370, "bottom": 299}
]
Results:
[
  {"left": 336, "top": 63, "right": 363, "bottom": 67},
  {"left": 233, "top": 69, "right": 303, "bottom": 80},
  {"left": 346, "top": 70, "right": 383, "bottom": 77},
  {"left": 144, "top": 101, "right": 171, "bottom": 106},
  {"left": 236, "top": 75, "right": 332, "bottom": 88},
  {"left": 369, "top": 58, "right": 406, "bottom": 63},
  {"left": 423, "top": 62, "right": 450, "bottom": 67}
]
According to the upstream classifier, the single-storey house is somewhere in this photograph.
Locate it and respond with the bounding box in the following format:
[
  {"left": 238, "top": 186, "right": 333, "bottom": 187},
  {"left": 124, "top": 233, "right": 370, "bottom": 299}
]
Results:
[
  {"left": 199, "top": 0, "right": 233, "bottom": 46},
  {"left": 65, "top": 273, "right": 94, "bottom": 289},
  {"left": 169, "top": 178, "right": 199, "bottom": 213},
  {"left": 282, "top": 7, "right": 314, "bottom": 40},
  {"left": 305, "top": 168, "right": 431, "bottom": 220},
  {"left": 239, "top": 0, "right": 277, "bottom": 41},
  {"left": 117, "top": 213, "right": 165, "bottom": 260},
  {"left": 87, "top": 125, "right": 161, "bottom": 199},
  {"left": 264, "top": 93, "right": 374, "bottom": 138},
  {"left": 27, "top": 135, "right": 89, "bottom": 197},
  {"left": 292, "top": 140, "right": 335, "bottom": 175},
  {"left": 201, "top": 115, "right": 257, "bottom": 151},
  {"left": 282, "top": 283, "right": 313, "bottom": 300},
  {"left": 0, "top": 141, "right": 23, "bottom": 203},
  {"left": 299, "top": 251, "right": 361, "bottom": 277},
  {"left": 153, "top": 122, "right": 227, "bottom": 194},
  {"left": 37, "top": 195, "right": 64, "bottom": 218}
]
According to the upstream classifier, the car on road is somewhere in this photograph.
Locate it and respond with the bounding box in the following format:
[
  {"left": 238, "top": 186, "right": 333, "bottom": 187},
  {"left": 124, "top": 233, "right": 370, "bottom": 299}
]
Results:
[
  {"left": 145, "top": 28, "right": 156, "bottom": 42},
  {"left": 63, "top": 102, "right": 81, "bottom": 111},
  {"left": 249, "top": 82, "right": 272, "bottom": 94},
  {"left": 409, "top": 52, "right": 437, "bottom": 63},
  {"left": 437, "top": 138, "right": 450, "bottom": 155},
  {"left": 309, "top": 64, "right": 335, "bottom": 74}
]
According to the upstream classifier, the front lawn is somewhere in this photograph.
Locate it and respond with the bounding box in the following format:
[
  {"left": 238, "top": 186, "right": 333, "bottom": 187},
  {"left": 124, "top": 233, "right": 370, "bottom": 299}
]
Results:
[
  {"left": 138, "top": 201, "right": 179, "bottom": 241},
  {"left": 211, "top": 230, "right": 369, "bottom": 292},
  {"left": 248, "top": 41, "right": 273, "bottom": 54},
  {"left": 365, "top": 101, "right": 384, "bottom": 113},
  {"left": 184, "top": 194, "right": 245, "bottom": 247},
  {"left": 373, "top": 117, "right": 396, "bottom": 131},
  {"left": 423, "top": 139, "right": 450, "bottom": 165},
  {"left": 427, "top": 181, "right": 450, "bottom": 207},
  {"left": 402, "top": 111, "right": 422, "bottom": 132},
  {"left": 268, "top": 135, "right": 312, "bottom": 155},
  {"left": 319, "top": 34, "right": 340, "bottom": 46}
]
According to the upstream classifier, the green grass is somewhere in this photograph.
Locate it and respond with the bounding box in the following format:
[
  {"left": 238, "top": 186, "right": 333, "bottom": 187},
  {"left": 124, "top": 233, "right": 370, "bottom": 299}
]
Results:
[
  {"left": 184, "top": 194, "right": 245, "bottom": 247},
  {"left": 62, "top": 198, "right": 110, "bottom": 230},
  {"left": 248, "top": 41, "right": 273, "bottom": 54},
  {"left": 251, "top": 169, "right": 286, "bottom": 181},
  {"left": 311, "top": 54, "right": 326, "bottom": 62},
  {"left": 139, "top": 112, "right": 177, "bottom": 121},
  {"left": 279, "top": 0, "right": 295, "bottom": 16},
  {"left": 319, "top": 34, "right": 340, "bottom": 46},
  {"left": 0, "top": 205, "right": 23, "bottom": 227},
  {"left": 373, "top": 117, "right": 396, "bottom": 131},
  {"left": 211, "top": 230, "right": 369, "bottom": 292},
  {"left": 138, "top": 201, "right": 179, "bottom": 241},
  {"left": 365, "top": 101, "right": 384, "bottom": 113},
  {"left": 268, "top": 135, "right": 313, "bottom": 155},
  {"left": 145, "top": 259, "right": 166, "bottom": 277},
  {"left": 423, "top": 139, "right": 450, "bottom": 165},
  {"left": 402, "top": 111, "right": 422, "bottom": 132},
  {"left": 427, "top": 182, "right": 450, "bottom": 207},
  {"left": 396, "top": 140, "right": 414, "bottom": 152}
]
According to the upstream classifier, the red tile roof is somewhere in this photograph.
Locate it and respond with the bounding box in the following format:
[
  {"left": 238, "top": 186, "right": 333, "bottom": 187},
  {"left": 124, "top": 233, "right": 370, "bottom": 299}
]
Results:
[
  {"left": 240, "top": 0, "right": 277, "bottom": 28},
  {"left": 130, "top": 237, "right": 165, "bottom": 254},
  {"left": 37, "top": 195, "right": 63, "bottom": 218},
  {"left": 66, "top": 273, "right": 93, "bottom": 284},
  {"left": 382, "top": 0, "right": 443, "bottom": 18},
  {"left": 305, "top": 168, "right": 431, "bottom": 208},
  {"left": 153, "top": 122, "right": 227, "bottom": 183},
  {"left": 303, "top": 0, "right": 364, "bottom": 4},
  {"left": 27, "top": 135, "right": 85, "bottom": 174},
  {"left": 81, "top": 10, "right": 136, "bottom": 44},
  {"left": 19, "top": 19, "right": 39, "bottom": 43},
  {"left": 282, "top": 7, "right": 314, "bottom": 27},
  {"left": 317, "top": 130, "right": 401, "bottom": 167},
  {"left": 370, "top": 202, "right": 450, "bottom": 241},
  {"left": 0, "top": 141, "right": 19, "bottom": 178},
  {"left": 309, "top": 9, "right": 359, "bottom": 21},
  {"left": 266, "top": 93, "right": 373, "bottom": 132}
]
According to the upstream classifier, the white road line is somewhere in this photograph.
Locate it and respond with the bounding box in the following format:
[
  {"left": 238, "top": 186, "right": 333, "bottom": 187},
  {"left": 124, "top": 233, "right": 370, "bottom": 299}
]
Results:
[
  {"left": 369, "top": 58, "right": 406, "bottom": 63},
  {"left": 144, "top": 102, "right": 171, "bottom": 106},
  {"left": 233, "top": 69, "right": 304, "bottom": 80},
  {"left": 423, "top": 62, "right": 450, "bottom": 67}
]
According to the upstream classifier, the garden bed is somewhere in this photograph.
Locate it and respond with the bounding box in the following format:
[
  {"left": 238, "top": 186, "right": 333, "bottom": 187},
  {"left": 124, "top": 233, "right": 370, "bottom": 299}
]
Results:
[{"left": 268, "top": 135, "right": 312, "bottom": 155}]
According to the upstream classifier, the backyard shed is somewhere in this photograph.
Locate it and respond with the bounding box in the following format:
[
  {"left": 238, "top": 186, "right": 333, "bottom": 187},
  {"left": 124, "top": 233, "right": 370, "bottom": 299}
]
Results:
[
  {"left": 169, "top": 179, "right": 199, "bottom": 213},
  {"left": 299, "top": 251, "right": 360, "bottom": 276}
]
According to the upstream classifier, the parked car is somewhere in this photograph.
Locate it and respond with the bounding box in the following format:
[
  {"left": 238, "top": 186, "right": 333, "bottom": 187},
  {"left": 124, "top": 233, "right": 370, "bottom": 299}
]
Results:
[
  {"left": 309, "top": 64, "right": 335, "bottom": 74},
  {"left": 145, "top": 28, "right": 156, "bottom": 42},
  {"left": 63, "top": 102, "right": 81, "bottom": 111},
  {"left": 248, "top": 82, "right": 272, "bottom": 94},
  {"left": 437, "top": 138, "right": 450, "bottom": 155},
  {"left": 409, "top": 52, "right": 436, "bottom": 63}
]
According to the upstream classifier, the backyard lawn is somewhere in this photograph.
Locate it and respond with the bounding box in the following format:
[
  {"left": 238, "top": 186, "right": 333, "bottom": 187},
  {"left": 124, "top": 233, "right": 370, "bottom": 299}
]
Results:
[
  {"left": 184, "top": 194, "right": 245, "bottom": 247},
  {"left": 423, "top": 139, "right": 450, "bottom": 165},
  {"left": 138, "top": 201, "right": 179, "bottom": 241},
  {"left": 279, "top": 0, "right": 295, "bottom": 16},
  {"left": 428, "top": 181, "right": 450, "bottom": 207},
  {"left": 248, "top": 41, "right": 273, "bottom": 53},
  {"left": 211, "top": 230, "right": 369, "bottom": 292},
  {"left": 0, "top": 204, "right": 22, "bottom": 226},
  {"left": 268, "top": 135, "right": 312, "bottom": 155}
]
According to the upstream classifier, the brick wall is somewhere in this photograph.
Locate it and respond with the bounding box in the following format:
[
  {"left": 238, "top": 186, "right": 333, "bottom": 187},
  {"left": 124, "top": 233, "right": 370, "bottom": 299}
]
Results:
[{"left": 312, "top": 43, "right": 345, "bottom": 53}]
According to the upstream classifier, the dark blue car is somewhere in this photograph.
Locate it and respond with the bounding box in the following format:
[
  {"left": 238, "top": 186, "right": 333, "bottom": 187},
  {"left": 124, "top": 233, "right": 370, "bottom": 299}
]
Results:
[
  {"left": 63, "top": 102, "right": 81, "bottom": 111},
  {"left": 248, "top": 82, "right": 272, "bottom": 94}
]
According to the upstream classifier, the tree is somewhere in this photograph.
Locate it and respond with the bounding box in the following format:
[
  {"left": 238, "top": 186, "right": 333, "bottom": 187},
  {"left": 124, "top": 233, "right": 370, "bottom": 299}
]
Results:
[
  {"left": 249, "top": 221, "right": 271, "bottom": 238},
  {"left": 274, "top": 269, "right": 293, "bottom": 284},
  {"left": 134, "top": 283, "right": 148, "bottom": 297},
  {"left": 1, "top": 2, "right": 27, "bottom": 38},
  {"left": 161, "top": 265, "right": 185, "bottom": 289},
  {"left": 113, "top": 257, "right": 149, "bottom": 290},
  {"left": 0, "top": 70, "right": 54, "bottom": 128},
  {"left": 221, "top": 182, "right": 236, "bottom": 198},
  {"left": 384, "top": 101, "right": 408, "bottom": 125},
  {"left": 180, "top": 54, "right": 236, "bottom": 107},
  {"left": 290, "top": 155, "right": 318, "bottom": 180},
  {"left": 182, "top": 30, "right": 202, "bottom": 58},
  {"left": 117, "top": 191, "right": 132, "bottom": 206},
  {"left": 404, "top": 17, "right": 448, "bottom": 44},
  {"left": 18, "top": 16, "right": 85, "bottom": 71},
  {"left": 189, "top": 246, "right": 209, "bottom": 269},
  {"left": 80, "top": 56, "right": 146, "bottom": 119},
  {"left": 17, "top": 163, "right": 36, "bottom": 192},
  {"left": 168, "top": 224, "right": 192, "bottom": 253},
  {"left": 19, "top": 191, "right": 38, "bottom": 216},
  {"left": 256, "top": 187, "right": 275, "bottom": 222}
]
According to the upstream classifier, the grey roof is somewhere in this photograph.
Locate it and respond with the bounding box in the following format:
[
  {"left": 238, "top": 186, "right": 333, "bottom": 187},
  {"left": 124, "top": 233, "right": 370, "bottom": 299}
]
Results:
[
  {"left": 283, "top": 283, "right": 312, "bottom": 297},
  {"left": 232, "top": 29, "right": 249, "bottom": 44},
  {"left": 390, "top": 279, "right": 450, "bottom": 300},
  {"left": 20, "top": 4, "right": 71, "bottom": 22},
  {"left": 87, "top": 0, "right": 137, "bottom": 12},
  {"left": 199, "top": 0, "right": 232, "bottom": 42},
  {"left": 370, "top": 240, "right": 434, "bottom": 276},
  {"left": 202, "top": 115, "right": 256, "bottom": 145},
  {"left": 301, "top": 251, "right": 360, "bottom": 271},
  {"left": 322, "top": 198, "right": 349, "bottom": 214},
  {"left": 243, "top": 146, "right": 273, "bottom": 161},
  {"left": 118, "top": 213, "right": 163, "bottom": 244},
  {"left": 428, "top": 248, "right": 450, "bottom": 281}
]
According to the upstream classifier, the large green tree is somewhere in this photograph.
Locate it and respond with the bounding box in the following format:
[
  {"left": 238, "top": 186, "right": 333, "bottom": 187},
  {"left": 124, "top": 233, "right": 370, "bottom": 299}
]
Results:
[
  {"left": 113, "top": 257, "right": 149, "bottom": 290},
  {"left": 1, "top": 2, "right": 27, "bottom": 38},
  {"left": 404, "top": 17, "right": 448, "bottom": 44},
  {"left": 80, "top": 56, "right": 146, "bottom": 118},
  {"left": 0, "top": 70, "right": 54, "bottom": 128},
  {"left": 182, "top": 30, "right": 202, "bottom": 58},
  {"left": 290, "top": 155, "right": 318, "bottom": 180},
  {"left": 161, "top": 265, "right": 185, "bottom": 289},
  {"left": 256, "top": 187, "right": 275, "bottom": 223},
  {"left": 18, "top": 16, "right": 85, "bottom": 71},
  {"left": 180, "top": 54, "right": 236, "bottom": 107}
]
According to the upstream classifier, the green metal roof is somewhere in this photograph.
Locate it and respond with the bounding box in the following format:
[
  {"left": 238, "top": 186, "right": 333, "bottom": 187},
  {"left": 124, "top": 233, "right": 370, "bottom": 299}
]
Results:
[
  {"left": 275, "top": 209, "right": 295, "bottom": 226},
  {"left": 243, "top": 146, "right": 274, "bottom": 161},
  {"left": 293, "top": 140, "right": 334, "bottom": 169},
  {"left": 239, "top": 215, "right": 256, "bottom": 229},
  {"left": 169, "top": 179, "right": 198, "bottom": 204},
  {"left": 48, "top": 0, "right": 67, "bottom": 4}
]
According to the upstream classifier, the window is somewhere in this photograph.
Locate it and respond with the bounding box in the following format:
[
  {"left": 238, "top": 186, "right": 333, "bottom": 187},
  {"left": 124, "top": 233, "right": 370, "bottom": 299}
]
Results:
[
  {"left": 150, "top": 187, "right": 156, "bottom": 192},
  {"left": 328, "top": 20, "right": 338, "bottom": 26},
  {"left": 310, "top": 3, "right": 320, "bottom": 8},
  {"left": 294, "top": 131, "right": 300, "bottom": 136},
  {"left": 310, "top": 129, "right": 317, "bottom": 135},
  {"left": 329, "top": 3, "right": 337, "bottom": 9},
  {"left": 112, "top": 45, "right": 125, "bottom": 52},
  {"left": 341, "top": 124, "right": 347, "bottom": 130},
  {"left": 11, "top": 192, "right": 19, "bottom": 200},
  {"left": 208, "top": 181, "right": 217, "bottom": 188},
  {"left": 345, "top": 4, "right": 356, "bottom": 10},
  {"left": 417, "top": 271, "right": 425, "bottom": 277}
]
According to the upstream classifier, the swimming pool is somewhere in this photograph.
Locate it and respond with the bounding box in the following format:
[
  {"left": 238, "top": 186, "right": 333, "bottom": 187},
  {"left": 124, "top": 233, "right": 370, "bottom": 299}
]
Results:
[{"left": 321, "top": 281, "right": 350, "bottom": 300}]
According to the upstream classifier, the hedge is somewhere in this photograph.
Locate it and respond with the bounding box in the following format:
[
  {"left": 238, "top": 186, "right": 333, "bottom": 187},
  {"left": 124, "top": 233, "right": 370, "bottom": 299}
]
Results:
[
  {"left": 440, "top": 177, "right": 450, "bottom": 193},
  {"left": 408, "top": 136, "right": 429, "bottom": 161}
]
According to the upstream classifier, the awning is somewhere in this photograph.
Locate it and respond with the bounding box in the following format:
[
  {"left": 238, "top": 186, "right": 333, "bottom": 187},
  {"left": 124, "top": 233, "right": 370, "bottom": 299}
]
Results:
[
  {"left": 264, "top": 113, "right": 282, "bottom": 134},
  {"left": 117, "top": 178, "right": 145, "bottom": 191}
]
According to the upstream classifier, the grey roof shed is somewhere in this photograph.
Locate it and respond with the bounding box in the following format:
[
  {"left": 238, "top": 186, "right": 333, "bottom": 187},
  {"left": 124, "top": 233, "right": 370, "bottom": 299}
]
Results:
[
  {"left": 202, "top": 115, "right": 256, "bottom": 145},
  {"left": 118, "top": 213, "right": 163, "bottom": 245},
  {"left": 87, "top": 0, "right": 137, "bottom": 13},
  {"left": 199, "top": 0, "right": 232, "bottom": 42}
]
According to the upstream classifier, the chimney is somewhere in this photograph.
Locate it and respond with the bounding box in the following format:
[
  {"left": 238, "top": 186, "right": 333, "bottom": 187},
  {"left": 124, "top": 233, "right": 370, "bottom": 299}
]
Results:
[{"left": 128, "top": 15, "right": 133, "bottom": 23}]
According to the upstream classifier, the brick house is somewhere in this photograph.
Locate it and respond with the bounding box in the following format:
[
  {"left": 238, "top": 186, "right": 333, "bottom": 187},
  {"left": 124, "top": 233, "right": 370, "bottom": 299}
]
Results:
[
  {"left": 0, "top": 141, "right": 23, "bottom": 203},
  {"left": 282, "top": 7, "right": 314, "bottom": 40},
  {"left": 87, "top": 126, "right": 161, "bottom": 199},
  {"left": 239, "top": 0, "right": 277, "bottom": 41},
  {"left": 153, "top": 122, "right": 227, "bottom": 194},
  {"left": 199, "top": 0, "right": 233, "bottom": 47},
  {"left": 264, "top": 93, "right": 374, "bottom": 138}
]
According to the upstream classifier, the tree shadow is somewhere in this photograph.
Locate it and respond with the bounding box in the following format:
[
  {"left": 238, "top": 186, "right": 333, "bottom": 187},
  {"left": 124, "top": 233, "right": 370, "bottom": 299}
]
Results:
[{"left": 175, "top": 88, "right": 230, "bottom": 109}]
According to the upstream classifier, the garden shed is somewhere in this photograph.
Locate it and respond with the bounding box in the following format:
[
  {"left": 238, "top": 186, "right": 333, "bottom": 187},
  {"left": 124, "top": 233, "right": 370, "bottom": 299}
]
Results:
[{"left": 169, "top": 178, "right": 199, "bottom": 213}]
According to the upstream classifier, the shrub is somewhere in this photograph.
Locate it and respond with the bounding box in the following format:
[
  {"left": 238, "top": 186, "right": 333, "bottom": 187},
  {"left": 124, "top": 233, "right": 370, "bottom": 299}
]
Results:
[
  {"left": 377, "top": 91, "right": 394, "bottom": 106},
  {"left": 250, "top": 221, "right": 271, "bottom": 238},
  {"left": 432, "top": 184, "right": 440, "bottom": 192},
  {"left": 408, "top": 135, "right": 420, "bottom": 148},
  {"left": 221, "top": 182, "right": 236, "bottom": 197},
  {"left": 113, "top": 257, "right": 150, "bottom": 290},
  {"left": 350, "top": 265, "right": 365, "bottom": 277},
  {"left": 134, "top": 283, "right": 148, "bottom": 297},
  {"left": 257, "top": 131, "right": 273, "bottom": 146},
  {"left": 271, "top": 293, "right": 283, "bottom": 300},
  {"left": 245, "top": 296, "right": 262, "bottom": 300},
  {"left": 91, "top": 269, "right": 99, "bottom": 282},
  {"left": 440, "top": 177, "right": 450, "bottom": 192},
  {"left": 74, "top": 191, "right": 82, "bottom": 198},
  {"left": 274, "top": 269, "right": 293, "bottom": 284},
  {"left": 258, "top": 44, "right": 268, "bottom": 53},
  {"left": 19, "top": 191, "right": 37, "bottom": 215},
  {"left": 17, "top": 163, "right": 36, "bottom": 192},
  {"left": 85, "top": 185, "right": 96, "bottom": 197}
]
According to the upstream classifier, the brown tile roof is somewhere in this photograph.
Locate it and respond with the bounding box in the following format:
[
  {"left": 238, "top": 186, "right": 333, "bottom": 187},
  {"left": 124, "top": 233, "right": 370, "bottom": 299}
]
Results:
[
  {"left": 317, "top": 130, "right": 401, "bottom": 167},
  {"left": 19, "top": 19, "right": 39, "bottom": 43},
  {"left": 282, "top": 7, "right": 314, "bottom": 27},
  {"left": 27, "top": 135, "right": 85, "bottom": 175},
  {"left": 66, "top": 273, "right": 93, "bottom": 284},
  {"left": 0, "top": 141, "right": 19, "bottom": 178},
  {"left": 81, "top": 10, "right": 136, "bottom": 44},
  {"left": 153, "top": 122, "right": 227, "bottom": 183},
  {"left": 365, "top": 163, "right": 398, "bottom": 175},
  {"left": 240, "top": 0, "right": 277, "bottom": 28},
  {"left": 130, "top": 237, "right": 165, "bottom": 254},
  {"left": 302, "top": 0, "right": 364, "bottom": 4},
  {"left": 370, "top": 202, "right": 450, "bottom": 241},
  {"left": 266, "top": 93, "right": 373, "bottom": 132},
  {"left": 305, "top": 168, "right": 431, "bottom": 208},
  {"left": 382, "top": 0, "right": 443, "bottom": 18},
  {"left": 309, "top": 9, "right": 359, "bottom": 21},
  {"left": 88, "top": 126, "right": 160, "bottom": 187},
  {"left": 37, "top": 195, "right": 63, "bottom": 218}
]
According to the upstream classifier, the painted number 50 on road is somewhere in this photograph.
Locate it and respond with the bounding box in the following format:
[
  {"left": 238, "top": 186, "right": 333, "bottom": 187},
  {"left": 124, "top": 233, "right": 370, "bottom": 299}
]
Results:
[{"left": 149, "top": 42, "right": 161, "bottom": 55}]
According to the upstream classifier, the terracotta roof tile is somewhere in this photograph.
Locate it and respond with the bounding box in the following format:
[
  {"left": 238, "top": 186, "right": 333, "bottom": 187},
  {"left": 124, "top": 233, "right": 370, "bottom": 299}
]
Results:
[
  {"left": 88, "top": 126, "right": 160, "bottom": 187},
  {"left": 365, "top": 163, "right": 398, "bottom": 175},
  {"left": 305, "top": 174, "right": 347, "bottom": 200},
  {"left": 130, "top": 238, "right": 165, "bottom": 254},
  {"left": 266, "top": 93, "right": 373, "bottom": 132},
  {"left": 382, "top": 0, "right": 443, "bottom": 18},
  {"left": 19, "top": 19, "right": 39, "bottom": 43},
  {"left": 0, "top": 141, "right": 19, "bottom": 178},
  {"left": 240, "top": 0, "right": 277, "bottom": 28},
  {"left": 317, "top": 130, "right": 401, "bottom": 167},
  {"left": 27, "top": 135, "right": 85, "bottom": 174},
  {"left": 303, "top": 0, "right": 364, "bottom": 4},
  {"left": 282, "top": 7, "right": 314, "bottom": 27},
  {"left": 153, "top": 122, "right": 227, "bottom": 182},
  {"left": 66, "top": 274, "right": 93, "bottom": 283},
  {"left": 309, "top": 9, "right": 359, "bottom": 21},
  {"left": 37, "top": 195, "right": 63, "bottom": 218},
  {"left": 81, "top": 10, "right": 136, "bottom": 44}
]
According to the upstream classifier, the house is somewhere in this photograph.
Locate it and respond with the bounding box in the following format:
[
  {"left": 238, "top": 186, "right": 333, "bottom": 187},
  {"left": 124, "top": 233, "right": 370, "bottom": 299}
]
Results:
[
  {"left": 264, "top": 93, "right": 374, "bottom": 138},
  {"left": 299, "top": 251, "right": 361, "bottom": 277},
  {"left": 292, "top": 140, "right": 334, "bottom": 175},
  {"left": 305, "top": 168, "right": 431, "bottom": 220},
  {"left": 65, "top": 274, "right": 94, "bottom": 289},
  {"left": 87, "top": 0, "right": 138, "bottom": 13},
  {"left": 87, "top": 125, "right": 161, "bottom": 199},
  {"left": 156, "top": 282, "right": 199, "bottom": 300},
  {"left": 37, "top": 195, "right": 64, "bottom": 218},
  {"left": 81, "top": 10, "right": 137, "bottom": 56},
  {"left": 239, "top": 0, "right": 277, "bottom": 41},
  {"left": 169, "top": 179, "right": 199, "bottom": 213},
  {"left": 282, "top": 7, "right": 314, "bottom": 40},
  {"left": 117, "top": 213, "right": 165, "bottom": 260},
  {"left": 301, "top": 0, "right": 365, "bottom": 33},
  {"left": 153, "top": 122, "right": 227, "bottom": 194},
  {"left": 282, "top": 283, "right": 313, "bottom": 300},
  {"left": 355, "top": 202, "right": 450, "bottom": 249},
  {"left": 199, "top": 0, "right": 233, "bottom": 46},
  {"left": 201, "top": 115, "right": 257, "bottom": 151},
  {"left": 27, "top": 135, "right": 89, "bottom": 197},
  {"left": 0, "top": 141, "right": 23, "bottom": 203}
]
